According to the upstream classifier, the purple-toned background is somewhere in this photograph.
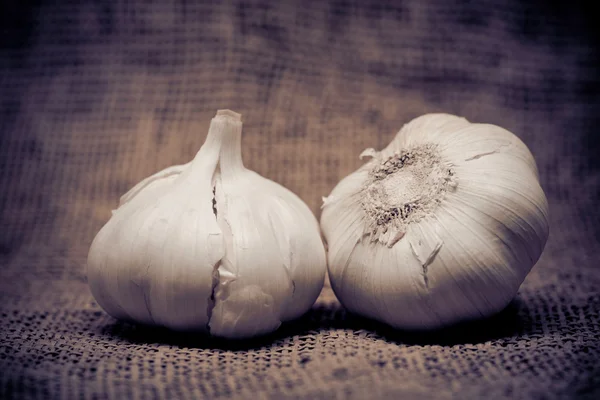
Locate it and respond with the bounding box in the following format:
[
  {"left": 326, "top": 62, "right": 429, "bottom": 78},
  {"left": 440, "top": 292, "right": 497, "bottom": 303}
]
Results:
[{"left": 1, "top": 1, "right": 599, "bottom": 398}]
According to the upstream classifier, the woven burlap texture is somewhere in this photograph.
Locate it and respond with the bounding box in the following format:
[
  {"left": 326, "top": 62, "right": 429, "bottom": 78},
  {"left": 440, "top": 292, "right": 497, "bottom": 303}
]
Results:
[{"left": 1, "top": 0, "right": 599, "bottom": 399}]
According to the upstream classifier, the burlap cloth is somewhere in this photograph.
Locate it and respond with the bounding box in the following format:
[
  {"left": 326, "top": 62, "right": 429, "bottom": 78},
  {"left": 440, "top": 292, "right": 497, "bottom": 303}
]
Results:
[{"left": 1, "top": 0, "right": 599, "bottom": 398}]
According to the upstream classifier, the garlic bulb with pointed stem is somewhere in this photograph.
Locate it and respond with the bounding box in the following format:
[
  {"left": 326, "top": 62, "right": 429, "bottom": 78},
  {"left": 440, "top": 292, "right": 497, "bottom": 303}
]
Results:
[
  {"left": 320, "top": 114, "right": 549, "bottom": 330},
  {"left": 87, "top": 110, "right": 326, "bottom": 339}
]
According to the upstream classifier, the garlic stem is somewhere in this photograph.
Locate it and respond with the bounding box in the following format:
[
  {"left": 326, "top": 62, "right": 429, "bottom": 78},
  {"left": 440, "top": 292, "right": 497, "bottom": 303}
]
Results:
[
  {"left": 217, "top": 110, "right": 245, "bottom": 180},
  {"left": 184, "top": 112, "right": 232, "bottom": 180}
]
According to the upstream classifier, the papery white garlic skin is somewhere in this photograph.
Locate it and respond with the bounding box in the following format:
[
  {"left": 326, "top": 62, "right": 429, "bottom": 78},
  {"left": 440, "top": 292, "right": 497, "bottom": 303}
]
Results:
[
  {"left": 320, "top": 114, "right": 549, "bottom": 330},
  {"left": 87, "top": 110, "right": 326, "bottom": 339}
]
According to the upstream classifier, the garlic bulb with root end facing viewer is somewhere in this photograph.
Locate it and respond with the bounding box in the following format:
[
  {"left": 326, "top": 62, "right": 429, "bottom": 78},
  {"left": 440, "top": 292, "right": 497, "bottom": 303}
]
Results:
[
  {"left": 87, "top": 110, "right": 326, "bottom": 339},
  {"left": 320, "top": 114, "right": 549, "bottom": 330}
]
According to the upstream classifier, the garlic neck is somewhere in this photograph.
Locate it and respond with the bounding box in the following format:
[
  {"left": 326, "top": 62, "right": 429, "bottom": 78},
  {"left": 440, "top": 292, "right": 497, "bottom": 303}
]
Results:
[
  {"left": 185, "top": 109, "right": 243, "bottom": 181},
  {"left": 216, "top": 110, "right": 245, "bottom": 180}
]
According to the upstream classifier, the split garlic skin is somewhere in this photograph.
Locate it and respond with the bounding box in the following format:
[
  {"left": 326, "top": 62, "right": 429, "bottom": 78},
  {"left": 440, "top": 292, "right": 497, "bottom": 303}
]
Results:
[
  {"left": 87, "top": 110, "right": 326, "bottom": 338},
  {"left": 320, "top": 114, "right": 549, "bottom": 330}
]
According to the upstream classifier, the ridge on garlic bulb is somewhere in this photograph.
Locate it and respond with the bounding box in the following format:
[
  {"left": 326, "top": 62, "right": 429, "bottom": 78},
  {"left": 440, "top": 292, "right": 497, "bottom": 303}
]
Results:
[
  {"left": 321, "top": 113, "right": 549, "bottom": 330},
  {"left": 87, "top": 110, "right": 326, "bottom": 339}
]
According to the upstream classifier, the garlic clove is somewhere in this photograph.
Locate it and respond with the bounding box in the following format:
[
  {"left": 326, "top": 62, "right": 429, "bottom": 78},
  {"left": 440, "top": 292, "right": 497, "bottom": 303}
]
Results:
[
  {"left": 441, "top": 123, "right": 540, "bottom": 177},
  {"left": 451, "top": 165, "right": 549, "bottom": 263},
  {"left": 86, "top": 219, "right": 132, "bottom": 321},
  {"left": 383, "top": 113, "right": 471, "bottom": 156},
  {"left": 88, "top": 112, "right": 227, "bottom": 331},
  {"left": 422, "top": 206, "right": 522, "bottom": 324},
  {"left": 262, "top": 180, "right": 326, "bottom": 321},
  {"left": 321, "top": 169, "right": 370, "bottom": 209},
  {"left": 118, "top": 162, "right": 190, "bottom": 208},
  {"left": 207, "top": 115, "right": 326, "bottom": 338},
  {"left": 331, "top": 232, "right": 434, "bottom": 326},
  {"left": 209, "top": 176, "right": 294, "bottom": 337},
  {"left": 320, "top": 182, "right": 366, "bottom": 283}
]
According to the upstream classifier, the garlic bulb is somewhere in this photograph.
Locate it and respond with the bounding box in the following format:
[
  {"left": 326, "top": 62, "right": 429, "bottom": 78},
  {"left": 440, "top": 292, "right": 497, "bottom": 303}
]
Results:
[
  {"left": 321, "top": 114, "right": 549, "bottom": 330},
  {"left": 87, "top": 110, "right": 326, "bottom": 339}
]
